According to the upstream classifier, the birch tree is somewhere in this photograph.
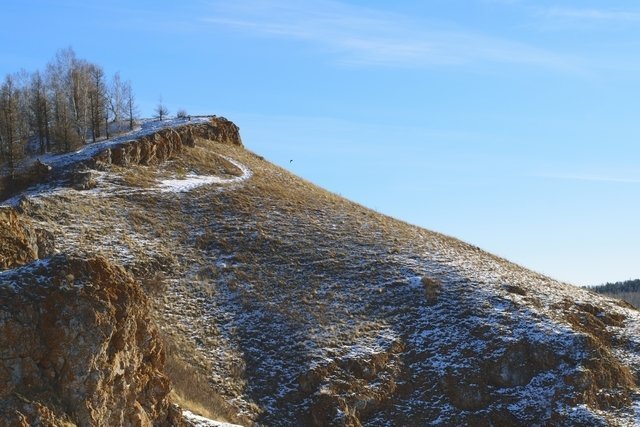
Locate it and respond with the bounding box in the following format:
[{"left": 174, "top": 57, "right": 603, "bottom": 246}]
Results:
[{"left": 46, "top": 48, "right": 77, "bottom": 151}]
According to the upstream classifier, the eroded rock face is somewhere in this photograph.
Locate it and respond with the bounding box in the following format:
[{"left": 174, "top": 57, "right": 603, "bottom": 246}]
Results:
[
  {"left": 0, "top": 117, "right": 242, "bottom": 201},
  {"left": 0, "top": 255, "right": 181, "bottom": 426},
  {"left": 93, "top": 117, "right": 243, "bottom": 167},
  {"left": 486, "top": 341, "right": 558, "bottom": 388},
  {"left": 301, "top": 339, "right": 406, "bottom": 426},
  {"left": 0, "top": 207, "right": 54, "bottom": 270}
]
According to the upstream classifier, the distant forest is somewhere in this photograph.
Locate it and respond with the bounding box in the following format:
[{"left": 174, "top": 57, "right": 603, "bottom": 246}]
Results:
[
  {"left": 0, "top": 48, "right": 138, "bottom": 176},
  {"left": 590, "top": 279, "right": 640, "bottom": 308}
]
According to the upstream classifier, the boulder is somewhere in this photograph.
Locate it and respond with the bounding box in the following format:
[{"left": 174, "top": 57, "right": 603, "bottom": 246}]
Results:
[{"left": 72, "top": 170, "right": 98, "bottom": 190}]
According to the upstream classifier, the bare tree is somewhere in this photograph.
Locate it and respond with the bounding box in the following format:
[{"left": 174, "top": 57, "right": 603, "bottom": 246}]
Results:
[
  {"left": 108, "top": 72, "right": 126, "bottom": 128},
  {"left": 69, "top": 58, "right": 92, "bottom": 144},
  {"left": 155, "top": 96, "right": 169, "bottom": 121},
  {"left": 87, "top": 64, "right": 106, "bottom": 142},
  {"left": 41, "top": 48, "right": 113, "bottom": 149},
  {"left": 0, "top": 46, "right": 140, "bottom": 169},
  {"left": 28, "top": 71, "right": 51, "bottom": 153},
  {"left": 123, "top": 80, "right": 138, "bottom": 131},
  {"left": 0, "top": 75, "right": 28, "bottom": 177},
  {"left": 0, "top": 76, "right": 17, "bottom": 175},
  {"left": 46, "top": 48, "right": 79, "bottom": 151}
]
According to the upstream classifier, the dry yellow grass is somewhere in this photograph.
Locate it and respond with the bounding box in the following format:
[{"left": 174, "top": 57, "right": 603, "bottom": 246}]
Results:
[
  {"left": 162, "top": 334, "right": 248, "bottom": 425},
  {"left": 172, "top": 138, "right": 243, "bottom": 177},
  {"left": 117, "top": 165, "right": 159, "bottom": 188},
  {"left": 15, "top": 138, "right": 529, "bottom": 423}
]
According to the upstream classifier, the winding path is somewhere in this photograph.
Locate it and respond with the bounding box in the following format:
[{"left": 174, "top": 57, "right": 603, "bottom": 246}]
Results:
[{"left": 158, "top": 156, "right": 252, "bottom": 193}]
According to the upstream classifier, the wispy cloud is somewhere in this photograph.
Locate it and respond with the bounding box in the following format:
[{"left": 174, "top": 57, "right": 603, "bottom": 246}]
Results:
[
  {"left": 545, "top": 7, "right": 640, "bottom": 22},
  {"left": 540, "top": 173, "right": 640, "bottom": 184},
  {"left": 203, "top": 0, "right": 578, "bottom": 71}
]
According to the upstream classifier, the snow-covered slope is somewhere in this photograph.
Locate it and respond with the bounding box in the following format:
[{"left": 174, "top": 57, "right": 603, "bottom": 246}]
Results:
[{"left": 2, "top": 119, "right": 640, "bottom": 426}]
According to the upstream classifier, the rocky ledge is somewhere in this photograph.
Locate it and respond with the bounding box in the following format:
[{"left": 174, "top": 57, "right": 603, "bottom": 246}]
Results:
[
  {"left": 0, "top": 116, "right": 243, "bottom": 201},
  {"left": 0, "top": 255, "right": 182, "bottom": 426},
  {"left": 0, "top": 207, "right": 54, "bottom": 270},
  {"left": 90, "top": 117, "right": 242, "bottom": 168}
]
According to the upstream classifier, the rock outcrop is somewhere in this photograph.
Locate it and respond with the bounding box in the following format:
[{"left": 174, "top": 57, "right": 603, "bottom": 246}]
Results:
[
  {"left": 0, "top": 207, "right": 54, "bottom": 270},
  {"left": 92, "top": 117, "right": 242, "bottom": 167},
  {"left": 0, "top": 255, "right": 181, "bottom": 426},
  {"left": 0, "top": 116, "right": 242, "bottom": 201},
  {"left": 72, "top": 170, "right": 98, "bottom": 190},
  {"left": 304, "top": 339, "right": 406, "bottom": 427},
  {"left": 0, "top": 116, "right": 246, "bottom": 427}
]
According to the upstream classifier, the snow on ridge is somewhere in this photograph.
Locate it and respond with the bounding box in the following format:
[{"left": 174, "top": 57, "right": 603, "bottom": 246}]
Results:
[
  {"left": 0, "top": 118, "right": 249, "bottom": 206},
  {"left": 0, "top": 117, "right": 211, "bottom": 207},
  {"left": 29, "top": 117, "right": 209, "bottom": 171}
]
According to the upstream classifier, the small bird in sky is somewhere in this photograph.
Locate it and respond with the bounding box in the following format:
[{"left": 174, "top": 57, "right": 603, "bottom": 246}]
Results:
[{"left": 290, "top": 160, "right": 293, "bottom": 163}]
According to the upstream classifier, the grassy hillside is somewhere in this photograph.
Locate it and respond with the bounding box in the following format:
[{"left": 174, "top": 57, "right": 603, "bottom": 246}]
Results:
[{"left": 5, "top": 124, "right": 640, "bottom": 426}]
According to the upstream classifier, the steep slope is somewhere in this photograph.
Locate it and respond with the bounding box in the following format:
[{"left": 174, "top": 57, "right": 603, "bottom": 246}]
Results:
[{"left": 2, "top": 118, "right": 640, "bottom": 425}]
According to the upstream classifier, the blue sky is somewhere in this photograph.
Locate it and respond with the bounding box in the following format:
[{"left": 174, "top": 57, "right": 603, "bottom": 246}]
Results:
[{"left": 2, "top": 0, "right": 639, "bottom": 286}]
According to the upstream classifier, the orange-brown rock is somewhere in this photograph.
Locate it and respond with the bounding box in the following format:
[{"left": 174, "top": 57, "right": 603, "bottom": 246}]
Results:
[
  {"left": 0, "top": 207, "right": 53, "bottom": 270},
  {"left": 0, "top": 255, "right": 182, "bottom": 426},
  {"left": 93, "top": 117, "right": 242, "bottom": 167}
]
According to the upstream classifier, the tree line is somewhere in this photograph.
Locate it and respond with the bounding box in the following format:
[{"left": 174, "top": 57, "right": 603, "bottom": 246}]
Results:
[
  {"left": 0, "top": 48, "right": 138, "bottom": 176},
  {"left": 589, "top": 278, "right": 640, "bottom": 309},
  {"left": 590, "top": 279, "right": 640, "bottom": 294}
]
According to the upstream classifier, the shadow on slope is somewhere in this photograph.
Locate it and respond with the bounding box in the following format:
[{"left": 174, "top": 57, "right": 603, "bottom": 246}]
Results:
[{"left": 168, "top": 146, "right": 639, "bottom": 425}]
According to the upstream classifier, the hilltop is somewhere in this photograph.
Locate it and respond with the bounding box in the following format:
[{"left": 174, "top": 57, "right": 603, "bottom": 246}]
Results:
[{"left": 1, "top": 117, "right": 640, "bottom": 426}]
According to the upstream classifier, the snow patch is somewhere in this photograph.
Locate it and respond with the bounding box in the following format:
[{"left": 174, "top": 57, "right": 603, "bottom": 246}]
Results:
[
  {"left": 408, "top": 276, "right": 422, "bottom": 289},
  {"left": 158, "top": 156, "right": 252, "bottom": 193},
  {"left": 182, "top": 410, "right": 244, "bottom": 427}
]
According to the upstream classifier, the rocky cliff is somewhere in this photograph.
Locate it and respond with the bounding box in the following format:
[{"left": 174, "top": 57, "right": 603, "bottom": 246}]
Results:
[
  {"left": 0, "top": 255, "right": 180, "bottom": 426},
  {"left": 0, "top": 207, "right": 53, "bottom": 270},
  {"left": 90, "top": 117, "right": 242, "bottom": 168}
]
